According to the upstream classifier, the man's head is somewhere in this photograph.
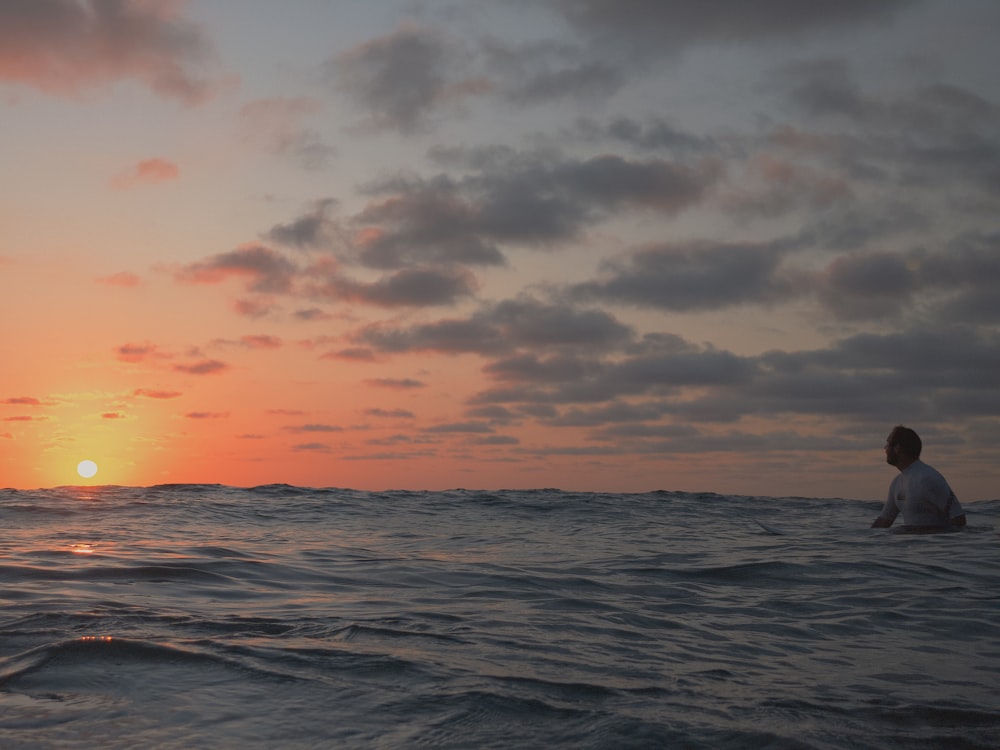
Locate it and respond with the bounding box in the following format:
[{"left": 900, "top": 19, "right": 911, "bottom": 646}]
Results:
[{"left": 885, "top": 425, "right": 921, "bottom": 467}]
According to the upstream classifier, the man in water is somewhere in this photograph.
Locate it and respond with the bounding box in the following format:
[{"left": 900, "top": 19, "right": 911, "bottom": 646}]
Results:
[{"left": 871, "top": 425, "right": 966, "bottom": 530}]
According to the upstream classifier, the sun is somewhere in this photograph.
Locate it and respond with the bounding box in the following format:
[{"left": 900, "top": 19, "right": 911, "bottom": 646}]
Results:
[{"left": 77, "top": 460, "right": 99, "bottom": 479}]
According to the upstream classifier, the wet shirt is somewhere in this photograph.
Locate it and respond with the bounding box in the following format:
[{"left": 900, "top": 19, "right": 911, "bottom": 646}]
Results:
[{"left": 877, "top": 460, "right": 963, "bottom": 528}]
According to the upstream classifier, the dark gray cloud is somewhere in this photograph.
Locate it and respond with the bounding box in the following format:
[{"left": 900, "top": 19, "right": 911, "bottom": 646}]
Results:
[
  {"left": 0, "top": 0, "right": 218, "bottom": 103},
  {"left": 425, "top": 421, "right": 494, "bottom": 434},
  {"left": 771, "top": 62, "right": 1000, "bottom": 201},
  {"left": 353, "top": 296, "right": 633, "bottom": 356},
  {"left": 330, "top": 23, "right": 486, "bottom": 133},
  {"left": 572, "top": 239, "right": 795, "bottom": 312},
  {"left": 573, "top": 116, "right": 717, "bottom": 154},
  {"left": 307, "top": 266, "right": 478, "bottom": 307},
  {"left": 172, "top": 360, "right": 229, "bottom": 376},
  {"left": 457, "top": 321, "right": 1000, "bottom": 456},
  {"left": 265, "top": 200, "right": 339, "bottom": 250},
  {"left": 479, "top": 36, "right": 623, "bottom": 104},
  {"left": 365, "top": 408, "right": 415, "bottom": 419},
  {"left": 285, "top": 424, "right": 343, "bottom": 433},
  {"left": 544, "top": 0, "right": 917, "bottom": 57},
  {"left": 795, "top": 201, "right": 928, "bottom": 251},
  {"left": 352, "top": 148, "right": 720, "bottom": 269},
  {"left": 365, "top": 378, "right": 426, "bottom": 390},
  {"left": 175, "top": 245, "right": 298, "bottom": 294},
  {"left": 327, "top": 1, "right": 917, "bottom": 136},
  {"left": 814, "top": 231, "right": 1000, "bottom": 323}
]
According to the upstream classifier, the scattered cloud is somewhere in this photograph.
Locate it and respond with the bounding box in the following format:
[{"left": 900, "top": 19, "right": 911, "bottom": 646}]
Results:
[
  {"left": 543, "top": 0, "right": 918, "bottom": 59},
  {"left": 133, "top": 388, "right": 182, "bottom": 400},
  {"left": 175, "top": 244, "right": 298, "bottom": 293},
  {"left": 365, "top": 408, "right": 415, "bottom": 419},
  {"left": 173, "top": 360, "right": 229, "bottom": 376},
  {"left": 238, "top": 335, "right": 282, "bottom": 350},
  {"left": 285, "top": 424, "right": 342, "bottom": 433},
  {"left": 365, "top": 378, "right": 426, "bottom": 390},
  {"left": 97, "top": 271, "right": 142, "bottom": 287},
  {"left": 330, "top": 23, "right": 488, "bottom": 134},
  {"left": 292, "top": 442, "right": 332, "bottom": 452},
  {"left": 0, "top": 0, "right": 221, "bottom": 103},
  {"left": 265, "top": 199, "right": 339, "bottom": 250},
  {"left": 111, "top": 157, "right": 179, "bottom": 189},
  {"left": 116, "top": 342, "right": 159, "bottom": 363}
]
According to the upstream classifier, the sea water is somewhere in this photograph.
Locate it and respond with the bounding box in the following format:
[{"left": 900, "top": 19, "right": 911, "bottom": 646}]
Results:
[{"left": 1, "top": 485, "right": 997, "bottom": 749}]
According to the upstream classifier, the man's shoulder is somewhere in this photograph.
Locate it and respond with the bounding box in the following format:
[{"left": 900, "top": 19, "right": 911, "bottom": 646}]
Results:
[{"left": 911, "top": 460, "right": 945, "bottom": 479}]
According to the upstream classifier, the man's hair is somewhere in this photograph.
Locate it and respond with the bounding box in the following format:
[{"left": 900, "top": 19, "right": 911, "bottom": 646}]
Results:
[{"left": 890, "top": 425, "right": 922, "bottom": 458}]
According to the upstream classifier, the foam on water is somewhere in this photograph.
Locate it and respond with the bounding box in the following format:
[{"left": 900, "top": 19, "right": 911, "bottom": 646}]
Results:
[{"left": 1, "top": 486, "right": 998, "bottom": 749}]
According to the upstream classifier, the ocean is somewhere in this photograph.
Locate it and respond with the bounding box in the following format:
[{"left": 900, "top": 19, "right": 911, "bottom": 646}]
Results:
[{"left": 1, "top": 485, "right": 997, "bottom": 749}]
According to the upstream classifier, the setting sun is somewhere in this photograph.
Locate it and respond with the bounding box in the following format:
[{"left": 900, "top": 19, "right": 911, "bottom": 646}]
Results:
[{"left": 77, "top": 460, "right": 98, "bottom": 479}]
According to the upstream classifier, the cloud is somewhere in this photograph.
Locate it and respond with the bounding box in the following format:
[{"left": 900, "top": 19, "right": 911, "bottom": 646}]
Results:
[
  {"left": 720, "top": 152, "right": 853, "bottom": 220},
  {"left": 293, "top": 308, "right": 333, "bottom": 322},
  {"left": 425, "top": 421, "right": 494, "bottom": 434},
  {"left": 364, "top": 378, "right": 426, "bottom": 390},
  {"left": 365, "top": 408, "right": 415, "bottom": 419},
  {"left": 351, "top": 148, "right": 720, "bottom": 269},
  {"left": 133, "top": 388, "right": 182, "bottom": 399},
  {"left": 284, "top": 424, "right": 342, "bottom": 433},
  {"left": 238, "top": 335, "right": 282, "bottom": 350},
  {"left": 479, "top": 36, "right": 623, "bottom": 105},
  {"left": 185, "top": 411, "right": 229, "bottom": 419},
  {"left": 116, "top": 342, "right": 159, "bottom": 363},
  {"left": 330, "top": 23, "right": 488, "bottom": 133},
  {"left": 111, "top": 157, "right": 179, "bottom": 189},
  {"left": 442, "top": 316, "right": 1000, "bottom": 456},
  {"left": 769, "top": 62, "right": 1000, "bottom": 202},
  {"left": 232, "top": 298, "right": 280, "bottom": 319},
  {"left": 265, "top": 199, "right": 339, "bottom": 250},
  {"left": 292, "top": 442, "right": 332, "bottom": 452},
  {"left": 573, "top": 116, "right": 716, "bottom": 154},
  {"left": 324, "top": 347, "right": 378, "bottom": 362},
  {"left": 173, "top": 360, "right": 228, "bottom": 375},
  {"left": 471, "top": 332, "right": 758, "bottom": 412},
  {"left": 571, "top": 239, "right": 796, "bottom": 312},
  {"left": 0, "top": 0, "right": 219, "bottom": 103},
  {"left": 306, "top": 266, "right": 478, "bottom": 307},
  {"left": 813, "top": 231, "right": 1000, "bottom": 323},
  {"left": 472, "top": 434, "right": 520, "bottom": 446},
  {"left": 3, "top": 396, "right": 44, "bottom": 405},
  {"left": 97, "top": 271, "right": 142, "bottom": 287},
  {"left": 544, "top": 0, "right": 917, "bottom": 58},
  {"left": 175, "top": 243, "right": 298, "bottom": 293},
  {"left": 354, "top": 296, "right": 631, "bottom": 357}
]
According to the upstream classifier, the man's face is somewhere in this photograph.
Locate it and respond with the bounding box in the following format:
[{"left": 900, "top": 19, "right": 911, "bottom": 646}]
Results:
[{"left": 885, "top": 432, "right": 901, "bottom": 466}]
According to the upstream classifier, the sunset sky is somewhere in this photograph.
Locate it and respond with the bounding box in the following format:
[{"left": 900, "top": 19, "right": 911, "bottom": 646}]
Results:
[{"left": 2, "top": 1, "right": 999, "bottom": 499}]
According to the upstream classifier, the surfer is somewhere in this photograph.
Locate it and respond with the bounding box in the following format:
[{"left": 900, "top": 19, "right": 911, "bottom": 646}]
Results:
[{"left": 871, "top": 425, "right": 966, "bottom": 531}]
